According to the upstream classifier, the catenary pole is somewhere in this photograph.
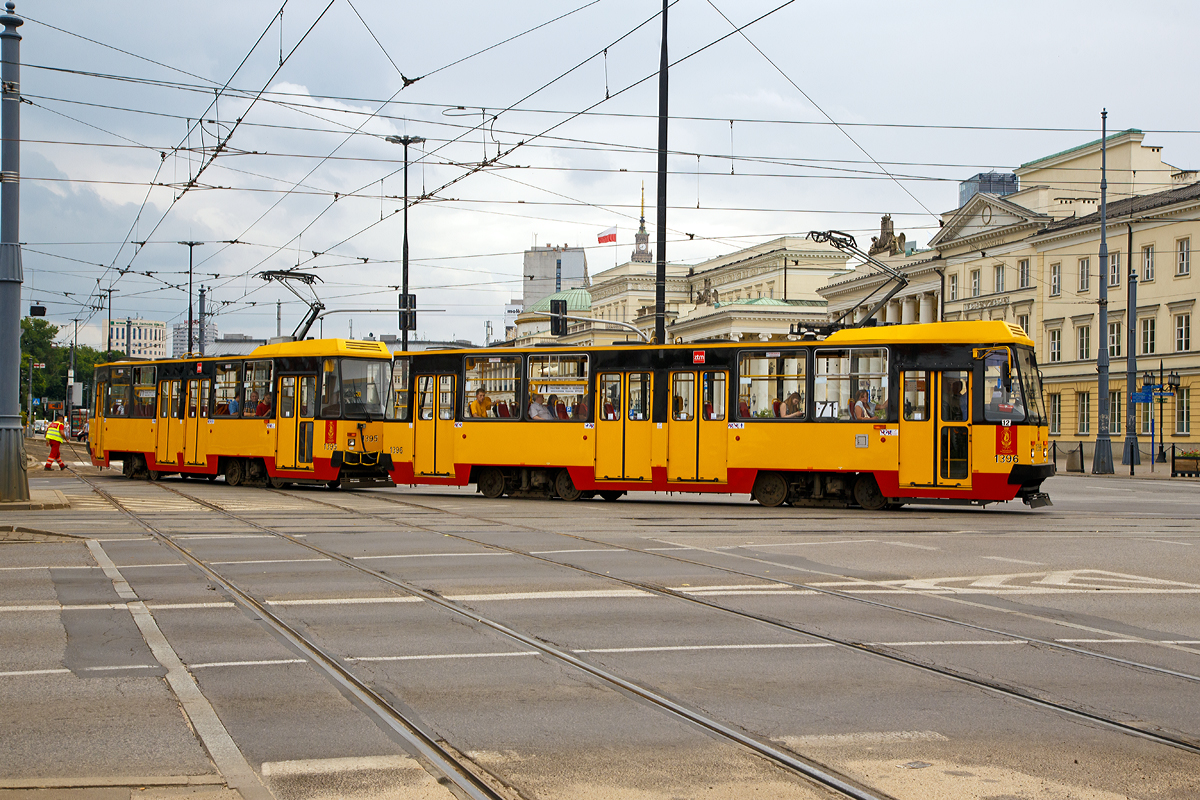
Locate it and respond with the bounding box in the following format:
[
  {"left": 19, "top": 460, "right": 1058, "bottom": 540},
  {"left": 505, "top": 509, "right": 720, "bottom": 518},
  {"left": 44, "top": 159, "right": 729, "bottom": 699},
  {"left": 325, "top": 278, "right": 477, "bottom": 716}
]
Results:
[
  {"left": 179, "top": 241, "right": 203, "bottom": 354},
  {"left": 1092, "top": 110, "right": 1114, "bottom": 473},
  {"left": 385, "top": 134, "right": 424, "bottom": 352},
  {"left": 653, "top": 0, "right": 668, "bottom": 345},
  {"left": 0, "top": 1, "right": 26, "bottom": 501},
  {"left": 1122, "top": 222, "right": 1140, "bottom": 473},
  {"left": 198, "top": 287, "right": 206, "bottom": 356}
]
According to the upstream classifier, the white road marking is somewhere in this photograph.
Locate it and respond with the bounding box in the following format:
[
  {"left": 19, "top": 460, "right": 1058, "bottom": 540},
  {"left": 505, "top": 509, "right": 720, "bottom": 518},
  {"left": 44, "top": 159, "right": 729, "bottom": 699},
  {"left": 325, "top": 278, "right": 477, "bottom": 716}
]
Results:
[
  {"left": 86, "top": 540, "right": 270, "bottom": 800},
  {"left": 576, "top": 643, "right": 831, "bottom": 654},
  {"left": 0, "top": 668, "right": 71, "bottom": 677},
  {"left": 0, "top": 603, "right": 127, "bottom": 613},
  {"left": 981, "top": 556, "right": 1045, "bottom": 565},
  {"left": 883, "top": 542, "right": 940, "bottom": 551},
  {"left": 260, "top": 755, "right": 421, "bottom": 777},
  {"left": 1147, "top": 539, "right": 1193, "bottom": 546},
  {"left": 743, "top": 540, "right": 877, "bottom": 548},
  {"left": 172, "top": 534, "right": 275, "bottom": 540},
  {"left": 452, "top": 589, "right": 651, "bottom": 602},
  {"left": 189, "top": 659, "right": 306, "bottom": 669},
  {"left": 353, "top": 552, "right": 511, "bottom": 561},
  {"left": 270, "top": 596, "right": 421, "bottom": 606},
  {"left": 777, "top": 731, "right": 948, "bottom": 748},
  {"left": 351, "top": 652, "right": 539, "bottom": 662},
  {"left": 210, "top": 558, "right": 330, "bottom": 566},
  {"left": 529, "top": 548, "right": 619, "bottom": 555}
]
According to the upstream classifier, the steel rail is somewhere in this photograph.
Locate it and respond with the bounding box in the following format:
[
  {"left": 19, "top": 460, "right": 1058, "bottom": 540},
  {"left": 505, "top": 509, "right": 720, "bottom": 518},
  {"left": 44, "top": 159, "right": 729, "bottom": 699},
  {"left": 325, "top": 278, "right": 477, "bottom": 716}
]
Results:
[
  {"left": 71, "top": 475, "right": 512, "bottom": 800},
  {"left": 93, "top": 475, "right": 893, "bottom": 800}
]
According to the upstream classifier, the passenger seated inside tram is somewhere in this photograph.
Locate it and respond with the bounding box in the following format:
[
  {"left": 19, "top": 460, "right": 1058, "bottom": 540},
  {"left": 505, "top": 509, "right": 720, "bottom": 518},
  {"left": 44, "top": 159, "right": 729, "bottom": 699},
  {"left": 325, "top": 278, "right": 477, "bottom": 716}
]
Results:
[
  {"left": 227, "top": 391, "right": 241, "bottom": 415},
  {"left": 852, "top": 389, "right": 878, "bottom": 421},
  {"left": 256, "top": 392, "right": 273, "bottom": 417},
  {"left": 782, "top": 391, "right": 803, "bottom": 418},
  {"left": 528, "top": 393, "right": 554, "bottom": 420},
  {"left": 244, "top": 390, "right": 260, "bottom": 417},
  {"left": 470, "top": 388, "right": 492, "bottom": 418}
]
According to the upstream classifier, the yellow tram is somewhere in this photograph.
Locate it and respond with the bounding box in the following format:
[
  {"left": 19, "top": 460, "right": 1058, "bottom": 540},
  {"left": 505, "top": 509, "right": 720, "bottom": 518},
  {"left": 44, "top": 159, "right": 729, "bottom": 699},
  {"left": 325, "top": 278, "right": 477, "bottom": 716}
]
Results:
[
  {"left": 387, "top": 320, "right": 1054, "bottom": 509},
  {"left": 90, "top": 339, "right": 396, "bottom": 487}
]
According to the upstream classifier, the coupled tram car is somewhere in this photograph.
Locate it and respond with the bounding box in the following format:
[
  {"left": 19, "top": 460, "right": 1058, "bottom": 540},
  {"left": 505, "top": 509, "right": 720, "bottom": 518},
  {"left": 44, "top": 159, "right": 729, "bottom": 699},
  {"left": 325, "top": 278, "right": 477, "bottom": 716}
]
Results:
[
  {"left": 90, "top": 339, "right": 398, "bottom": 488},
  {"left": 91, "top": 320, "right": 1054, "bottom": 510}
]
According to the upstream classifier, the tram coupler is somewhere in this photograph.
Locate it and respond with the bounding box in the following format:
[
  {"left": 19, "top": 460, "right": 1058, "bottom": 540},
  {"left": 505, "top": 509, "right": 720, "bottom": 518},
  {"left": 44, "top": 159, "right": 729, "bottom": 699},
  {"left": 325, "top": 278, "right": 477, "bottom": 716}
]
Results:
[{"left": 1022, "top": 492, "right": 1052, "bottom": 509}]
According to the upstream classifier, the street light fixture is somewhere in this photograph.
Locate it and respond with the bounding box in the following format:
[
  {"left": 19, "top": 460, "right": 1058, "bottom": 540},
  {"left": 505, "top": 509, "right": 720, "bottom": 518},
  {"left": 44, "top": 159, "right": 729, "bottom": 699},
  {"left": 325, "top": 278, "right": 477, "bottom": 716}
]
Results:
[{"left": 385, "top": 135, "right": 424, "bottom": 353}]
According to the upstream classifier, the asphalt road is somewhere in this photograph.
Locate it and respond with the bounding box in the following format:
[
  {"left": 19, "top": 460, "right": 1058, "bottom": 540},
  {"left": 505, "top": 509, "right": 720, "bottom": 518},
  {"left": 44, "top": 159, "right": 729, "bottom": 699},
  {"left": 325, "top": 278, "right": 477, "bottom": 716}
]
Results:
[{"left": 2, "top": 462, "right": 1199, "bottom": 800}]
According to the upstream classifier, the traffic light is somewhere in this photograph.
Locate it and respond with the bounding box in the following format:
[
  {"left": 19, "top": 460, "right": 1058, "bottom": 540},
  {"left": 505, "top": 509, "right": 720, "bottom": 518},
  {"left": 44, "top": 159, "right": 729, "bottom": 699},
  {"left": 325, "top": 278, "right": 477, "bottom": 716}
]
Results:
[
  {"left": 398, "top": 293, "right": 417, "bottom": 331},
  {"left": 550, "top": 298, "right": 567, "bottom": 336}
]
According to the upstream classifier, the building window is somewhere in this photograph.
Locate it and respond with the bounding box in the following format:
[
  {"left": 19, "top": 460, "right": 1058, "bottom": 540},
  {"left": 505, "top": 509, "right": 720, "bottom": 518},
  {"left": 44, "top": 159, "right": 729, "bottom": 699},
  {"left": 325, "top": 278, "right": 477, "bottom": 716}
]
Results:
[
  {"left": 1110, "top": 390, "right": 1121, "bottom": 435},
  {"left": 1078, "top": 258, "right": 1090, "bottom": 292},
  {"left": 1077, "top": 325, "right": 1090, "bottom": 361},
  {"left": 1141, "top": 402, "right": 1152, "bottom": 435},
  {"left": 1077, "top": 392, "right": 1090, "bottom": 434},
  {"left": 1109, "top": 251, "right": 1121, "bottom": 287},
  {"left": 1050, "top": 263, "right": 1061, "bottom": 296},
  {"left": 1178, "top": 388, "right": 1192, "bottom": 435},
  {"left": 1108, "top": 321, "right": 1121, "bottom": 358},
  {"left": 970, "top": 269, "right": 981, "bottom": 297},
  {"left": 1141, "top": 317, "right": 1156, "bottom": 355},
  {"left": 1018, "top": 259, "right": 1030, "bottom": 288},
  {"left": 1176, "top": 313, "right": 1191, "bottom": 352},
  {"left": 1143, "top": 244, "right": 1155, "bottom": 282},
  {"left": 994, "top": 264, "right": 1005, "bottom": 293},
  {"left": 1049, "top": 328, "right": 1061, "bottom": 363},
  {"left": 1048, "top": 393, "right": 1061, "bottom": 435},
  {"left": 949, "top": 273, "right": 958, "bottom": 301},
  {"left": 1179, "top": 238, "right": 1191, "bottom": 276},
  {"left": 1017, "top": 314, "right": 1030, "bottom": 335}
]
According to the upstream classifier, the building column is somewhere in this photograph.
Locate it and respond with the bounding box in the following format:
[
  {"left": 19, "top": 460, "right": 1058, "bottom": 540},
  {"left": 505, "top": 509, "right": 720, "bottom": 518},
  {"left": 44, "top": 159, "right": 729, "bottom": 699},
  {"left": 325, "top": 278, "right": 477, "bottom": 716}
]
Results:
[
  {"left": 919, "top": 292, "right": 935, "bottom": 324},
  {"left": 901, "top": 296, "right": 916, "bottom": 325},
  {"left": 885, "top": 301, "right": 901, "bottom": 325}
]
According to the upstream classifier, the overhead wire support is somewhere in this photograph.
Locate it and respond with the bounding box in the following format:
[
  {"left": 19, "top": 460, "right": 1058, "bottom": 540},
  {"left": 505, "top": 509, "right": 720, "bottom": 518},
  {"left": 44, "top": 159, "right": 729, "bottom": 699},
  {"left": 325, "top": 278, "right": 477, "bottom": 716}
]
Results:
[
  {"left": 806, "top": 230, "right": 908, "bottom": 329},
  {"left": 257, "top": 269, "right": 323, "bottom": 341}
]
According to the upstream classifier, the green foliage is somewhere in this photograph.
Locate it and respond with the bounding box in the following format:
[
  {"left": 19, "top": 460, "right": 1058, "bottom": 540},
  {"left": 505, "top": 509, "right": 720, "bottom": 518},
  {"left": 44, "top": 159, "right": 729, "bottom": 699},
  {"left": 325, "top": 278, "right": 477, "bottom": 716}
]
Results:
[{"left": 20, "top": 319, "right": 123, "bottom": 417}]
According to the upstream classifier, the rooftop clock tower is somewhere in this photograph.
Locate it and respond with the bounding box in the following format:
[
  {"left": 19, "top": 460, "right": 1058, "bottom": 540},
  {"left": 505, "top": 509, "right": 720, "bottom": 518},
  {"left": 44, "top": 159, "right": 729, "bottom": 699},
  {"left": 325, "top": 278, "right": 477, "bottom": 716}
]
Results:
[{"left": 631, "top": 183, "right": 652, "bottom": 263}]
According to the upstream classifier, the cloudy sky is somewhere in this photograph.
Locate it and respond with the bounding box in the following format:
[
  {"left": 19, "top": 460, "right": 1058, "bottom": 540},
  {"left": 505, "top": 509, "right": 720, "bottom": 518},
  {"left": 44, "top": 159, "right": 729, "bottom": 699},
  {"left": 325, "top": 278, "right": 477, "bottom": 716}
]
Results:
[{"left": 16, "top": 0, "right": 1200, "bottom": 348}]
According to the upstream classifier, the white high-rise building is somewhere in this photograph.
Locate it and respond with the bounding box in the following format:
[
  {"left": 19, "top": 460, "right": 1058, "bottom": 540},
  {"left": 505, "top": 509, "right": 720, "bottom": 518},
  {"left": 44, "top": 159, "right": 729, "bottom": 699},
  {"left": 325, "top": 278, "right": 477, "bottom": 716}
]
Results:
[
  {"left": 107, "top": 318, "right": 168, "bottom": 358},
  {"left": 171, "top": 320, "right": 218, "bottom": 358}
]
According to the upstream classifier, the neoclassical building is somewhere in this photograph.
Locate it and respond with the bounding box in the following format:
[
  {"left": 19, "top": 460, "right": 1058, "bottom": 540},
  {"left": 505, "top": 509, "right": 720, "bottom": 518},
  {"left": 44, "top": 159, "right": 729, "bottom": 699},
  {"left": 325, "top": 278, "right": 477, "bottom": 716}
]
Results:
[{"left": 821, "top": 129, "right": 1200, "bottom": 448}]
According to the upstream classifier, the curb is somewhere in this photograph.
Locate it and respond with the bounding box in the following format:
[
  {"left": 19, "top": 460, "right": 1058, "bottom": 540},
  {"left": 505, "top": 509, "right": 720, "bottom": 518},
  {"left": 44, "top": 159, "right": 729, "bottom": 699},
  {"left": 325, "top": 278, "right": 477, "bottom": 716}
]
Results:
[
  {"left": 0, "top": 489, "right": 72, "bottom": 511},
  {"left": 0, "top": 524, "right": 86, "bottom": 542}
]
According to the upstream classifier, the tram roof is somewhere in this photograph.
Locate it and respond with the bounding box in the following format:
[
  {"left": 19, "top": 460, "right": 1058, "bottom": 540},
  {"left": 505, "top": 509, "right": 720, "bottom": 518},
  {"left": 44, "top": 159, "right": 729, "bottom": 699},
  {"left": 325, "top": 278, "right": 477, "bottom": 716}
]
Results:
[{"left": 98, "top": 338, "right": 392, "bottom": 369}]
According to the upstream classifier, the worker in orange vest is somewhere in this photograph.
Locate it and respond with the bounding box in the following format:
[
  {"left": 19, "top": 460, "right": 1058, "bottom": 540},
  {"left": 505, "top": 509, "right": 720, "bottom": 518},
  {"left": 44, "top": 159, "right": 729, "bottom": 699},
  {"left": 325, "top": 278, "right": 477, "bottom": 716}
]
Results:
[{"left": 44, "top": 414, "right": 67, "bottom": 470}]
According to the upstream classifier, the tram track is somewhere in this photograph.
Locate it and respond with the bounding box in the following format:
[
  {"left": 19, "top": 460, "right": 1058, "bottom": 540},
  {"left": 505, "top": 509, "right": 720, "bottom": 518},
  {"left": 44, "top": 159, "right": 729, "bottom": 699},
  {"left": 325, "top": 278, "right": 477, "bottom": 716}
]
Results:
[
  {"left": 72, "top": 472, "right": 893, "bottom": 800},
  {"left": 243, "top": 484, "right": 1200, "bottom": 758}
]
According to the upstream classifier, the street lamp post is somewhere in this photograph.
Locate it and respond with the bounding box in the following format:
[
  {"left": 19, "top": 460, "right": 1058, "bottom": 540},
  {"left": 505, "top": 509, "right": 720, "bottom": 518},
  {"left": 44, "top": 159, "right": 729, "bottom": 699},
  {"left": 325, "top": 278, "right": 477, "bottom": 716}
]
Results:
[
  {"left": 385, "top": 135, "right": 423, "bottom": 353},
  {"left": 179, "top": 241, "right": 203, "bottom": 355}
]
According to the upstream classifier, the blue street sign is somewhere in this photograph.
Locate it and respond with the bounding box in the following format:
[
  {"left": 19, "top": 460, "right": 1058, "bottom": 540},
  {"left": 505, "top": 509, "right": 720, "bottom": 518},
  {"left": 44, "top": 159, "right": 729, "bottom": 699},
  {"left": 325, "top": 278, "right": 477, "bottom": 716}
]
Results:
[
  {"left": 31, "top": 397, "right": 39, "bottom": 406},
  {"left": 1131, "top": 390, "right": 1153, "bottom": 403},
  {"left": 1154, "top": 391, "right": 1175, "bottom": 398}
]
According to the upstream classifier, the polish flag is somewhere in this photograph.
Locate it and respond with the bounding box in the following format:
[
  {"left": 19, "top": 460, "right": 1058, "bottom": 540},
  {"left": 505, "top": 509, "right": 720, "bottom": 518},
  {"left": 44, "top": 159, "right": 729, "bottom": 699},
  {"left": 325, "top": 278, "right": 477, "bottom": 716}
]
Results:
[{"left": 597, "top": 226, "right": 617, "bottom": 244}]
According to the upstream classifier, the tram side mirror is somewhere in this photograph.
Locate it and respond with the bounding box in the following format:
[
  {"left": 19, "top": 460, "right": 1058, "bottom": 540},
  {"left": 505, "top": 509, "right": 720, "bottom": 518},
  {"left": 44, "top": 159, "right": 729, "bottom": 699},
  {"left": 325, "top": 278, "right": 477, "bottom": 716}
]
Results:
[{"left": 1002, "top": 361, "right": 1012, "bottom": 392}]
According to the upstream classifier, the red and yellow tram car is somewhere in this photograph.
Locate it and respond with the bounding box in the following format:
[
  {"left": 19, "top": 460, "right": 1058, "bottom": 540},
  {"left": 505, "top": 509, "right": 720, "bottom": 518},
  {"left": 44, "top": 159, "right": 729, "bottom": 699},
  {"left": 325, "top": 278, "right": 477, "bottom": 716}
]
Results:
[
  {"left": 90, "top": 339, "right": 397, "bottom": 487},
  {"left": 387, "top": 320, "right": 1054, "bottom": 509}
]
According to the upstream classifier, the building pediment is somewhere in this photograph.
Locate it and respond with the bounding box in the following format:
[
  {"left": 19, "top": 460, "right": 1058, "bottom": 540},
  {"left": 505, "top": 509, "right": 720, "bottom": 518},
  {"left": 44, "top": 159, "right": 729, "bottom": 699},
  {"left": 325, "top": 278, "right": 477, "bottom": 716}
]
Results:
[{"left": 929, "top": 193, "right": 1051, "bottom": 252}]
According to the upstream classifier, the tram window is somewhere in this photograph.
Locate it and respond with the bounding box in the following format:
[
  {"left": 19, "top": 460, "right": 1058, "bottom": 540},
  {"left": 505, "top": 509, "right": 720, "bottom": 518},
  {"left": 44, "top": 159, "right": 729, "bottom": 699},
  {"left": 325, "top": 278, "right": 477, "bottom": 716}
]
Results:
[
  {"left": 599, "top": 374, "right": 621, "bottom": 420},
  {"left": 438, "top": 375, "right": 454, "bottom": 421},
  {"left": 130, "top": 366, "right": 156, "bottom": 418},
  {"left": 387, "top": 358, "right": 410, "bottom": 421},
  {"left": 703, "top": 372, "right": 726, "bottom": 421},
  {"left": 169, "top": 380, "right": 181, "bottom": 418},
  {"left": 814, "top": 349, "right": 888, "bottom": 421},
  {"left": 903, "top": 371, "right": 929, "bottom": 421},
  {"left": 320, "top": 359, "right": 340, "bottom": 418},
  {"left": 417, "top": 376, "right": 435, "bottom": 420},
  {"left": 279, "top": 376, "right": 296, "bottom": 419},
  {"left": 188, "top": 382, "right": 198, "bottom": 419},
  {"left": 672, "top": 373, "right": 695, "bottom": 421},
  {"left": 1015, "top": 348, "right": 1045, "bottom": 425},
  {"left": 463, "top": 355, "right": 520, "bottom": 420},
  {"left": 528, "top": 354, "right": 588, "bottom": 420},
  {"left": 941, "top": 371, "right": 970, "bottom": 422},
  {"left": 738, "top": 351, "right": 805, "bottom": 419},
  {"left": 299, "top": 376, "right": 316, "bottom": 418},
  {"left": 941, "top": 427, "right": 969, "bottom": 479},
  {"left": 244, "top": 360, "right": 274, "bottom": 417},
  {"left": 628, "top": 373, "right": 651, "bottom": 420},
  {"left": 983, "top": 350, "right": 1025, "bottom": 423},
  {"left": 106, "top": 368, "right": 130, "bottom": 417},
  {"left": 213, "top": 363, "right": 241, "bottom": 416},
  {"left": 341, "top": 359, "right": 389, "bottom": 419}
]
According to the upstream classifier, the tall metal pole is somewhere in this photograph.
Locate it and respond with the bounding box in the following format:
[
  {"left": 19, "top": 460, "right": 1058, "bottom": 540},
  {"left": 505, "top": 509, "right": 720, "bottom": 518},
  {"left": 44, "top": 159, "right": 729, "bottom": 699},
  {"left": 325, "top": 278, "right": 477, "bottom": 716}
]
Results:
[
  {"left": 1092, "top": 110, "right": 1114, "bottom": 473},
  {"left": 653, "top": 0, "right": 668, "bottom": 345},
  {"left": 179, "top": 241, "right": 203, "bottom": 354},
  {"left": 67, "top": 318, "right": 76, "bottom": 436},
  {"left": 0, "top": 2, "right": 27, "bottom": 501},
  {"left": 1122, "top": 223, "right": 1140, "bottom": 472},
  {"left": 1158, "top": 359, "right": 1167, "bottom": 463},
  {"left": 197, "top": 286, "right": 206, "bottom": 356},
  {"left": 104, "top": 287, "right": 113, "bottom": 356},
  {"left": 386, "top": 134, "right": 424, "bottom": 352}
]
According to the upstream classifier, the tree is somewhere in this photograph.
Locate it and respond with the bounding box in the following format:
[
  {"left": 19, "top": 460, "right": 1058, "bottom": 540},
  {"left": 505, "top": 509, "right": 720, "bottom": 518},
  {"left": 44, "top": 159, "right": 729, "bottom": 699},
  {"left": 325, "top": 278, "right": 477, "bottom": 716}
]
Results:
[{"left": 20, "top": 318, "right": 57, "bottom": 417}]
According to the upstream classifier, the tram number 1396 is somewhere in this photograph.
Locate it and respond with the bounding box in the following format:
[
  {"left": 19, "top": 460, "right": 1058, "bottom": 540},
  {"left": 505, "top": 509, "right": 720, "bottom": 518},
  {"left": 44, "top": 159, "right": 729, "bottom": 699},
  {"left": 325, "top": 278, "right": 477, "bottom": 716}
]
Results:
[{"left": 994, "top": 454, "right": 1019, "bottom": 463}]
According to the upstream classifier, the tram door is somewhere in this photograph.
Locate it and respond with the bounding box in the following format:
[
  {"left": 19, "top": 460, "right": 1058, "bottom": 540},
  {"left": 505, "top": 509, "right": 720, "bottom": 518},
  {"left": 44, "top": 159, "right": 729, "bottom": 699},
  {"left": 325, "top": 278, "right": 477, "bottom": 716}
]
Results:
[
  {"left": 595, "top": 372, "right": 653, "bottom": 481},
  {"left": 277, "top": 375, "right": 317, "bottom": 471},
  {"left": 414, "top": 374, "right": 456, "bottom": 477},
  {"left": 155, "top": 380, "right": 182, "bottom": 467},
  {"left": 183, "top": 378, "right": 210, "bottom": 467},
  {"left": 667, "top": 371, "right": 728, "bottom": 482},
  {"left": 936, "top": 370, "right": 972, "bottom": 488}
]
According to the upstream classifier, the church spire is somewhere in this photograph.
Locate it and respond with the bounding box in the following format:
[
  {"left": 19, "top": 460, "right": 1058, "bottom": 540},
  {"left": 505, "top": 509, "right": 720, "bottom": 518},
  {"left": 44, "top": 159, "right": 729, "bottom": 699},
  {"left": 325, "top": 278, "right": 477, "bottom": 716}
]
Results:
[{"left": 632, "top": 181, "right": 651, "bottom": 263}]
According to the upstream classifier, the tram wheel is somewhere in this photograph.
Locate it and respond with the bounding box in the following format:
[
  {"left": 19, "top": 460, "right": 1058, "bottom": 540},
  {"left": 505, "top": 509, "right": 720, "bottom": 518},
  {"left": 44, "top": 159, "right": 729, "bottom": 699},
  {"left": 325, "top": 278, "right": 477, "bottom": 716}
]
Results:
[
  {"left": 554, "top": 469, "right": 582, "bottom": 502},
  {"left": 599, "top": 490, "right": 625, "bottom": 502},
  {"left": 269, "top": 476, "right": 290, "bottom": 489},
  {"left": 122, "top": 458, "right": 135, "bottom": 479},
  {"left": 853, "top": 474, "right": 888, "bottom": 511},
  {"left": 326, "top": 478, "right": 341, "bottom": 490},
  {"left": 147, "top": 470, "right": 162, "bottom": 482},
  {"left": 752, "top": 471, "right": 788, "bottom": 508},
  {"left": 478, "top": 467, "right": 506, "bottom": 499},
  {"left": 224, "top": 458, "right": 245, "bottom": 487}
]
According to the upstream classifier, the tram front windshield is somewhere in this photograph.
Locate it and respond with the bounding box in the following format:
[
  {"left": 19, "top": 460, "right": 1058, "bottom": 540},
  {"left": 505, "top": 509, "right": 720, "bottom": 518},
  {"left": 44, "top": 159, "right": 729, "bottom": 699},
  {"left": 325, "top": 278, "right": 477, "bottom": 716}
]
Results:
[
  {"left": 1015, "top": 346, "right": 1045, "bottom": 425},
  {"left": 339, "top": 359, "right": 390, "bottom": 419}
]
